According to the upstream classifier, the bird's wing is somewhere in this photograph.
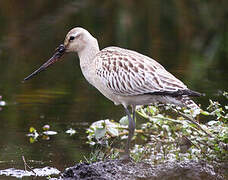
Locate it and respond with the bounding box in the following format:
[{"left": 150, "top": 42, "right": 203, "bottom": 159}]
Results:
[{"left": 95, "top": 46, "right": 187, "bottom": 96}]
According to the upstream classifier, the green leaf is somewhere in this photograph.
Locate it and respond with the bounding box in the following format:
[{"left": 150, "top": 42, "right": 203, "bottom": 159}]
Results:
[
  {"left": 107, "top": 126, "right": 119, "bottom": 136},
  {"left": 29, "top": 127, "right": 36, "bottom": 133},
  {"left": 95, "top": 128, "right": 106, "bottom": 140},
  {"left": 29, "top": 137, "right": 35, "bottom": 143},
  {"left": 119, "top": 116, "right": 129, "bottom": 126},
  {"left": 201, "top": 110, "right": 210, "bottom": 116}
]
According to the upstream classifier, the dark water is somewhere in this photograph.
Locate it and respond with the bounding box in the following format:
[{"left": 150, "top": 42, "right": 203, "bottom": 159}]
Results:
[{"left": 0, "top": 0, "right": 227, "bottom": 179}]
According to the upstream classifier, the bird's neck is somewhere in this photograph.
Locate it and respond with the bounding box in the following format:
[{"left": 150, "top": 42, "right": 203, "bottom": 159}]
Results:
[
  {"left": 77, "top": 39, "right": 99, "bottom": 85},
  {"left": 78, "top": 39, "right": 100, "bottom": 67}
]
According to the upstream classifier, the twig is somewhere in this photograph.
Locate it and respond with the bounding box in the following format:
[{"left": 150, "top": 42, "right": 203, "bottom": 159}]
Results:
[
  {"left": 183, "top": 135, "right": 200, "bottom": 150},
  {"left": 170, "top": 107, "right": 213, "bottom": 137},
  {"left": 22, "top": 156, "right": 37, "bottom": 176},
  {"left": 22, "top": 156, "right": 27, "bottom": 172},
  {"left": 194, "top": 139, "right": 215, "bottom": 150}
]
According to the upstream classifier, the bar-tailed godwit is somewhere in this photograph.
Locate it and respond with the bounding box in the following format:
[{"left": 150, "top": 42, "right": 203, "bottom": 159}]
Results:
[{"left": 24, "top": 27, "right": 202, "bottom": 158}]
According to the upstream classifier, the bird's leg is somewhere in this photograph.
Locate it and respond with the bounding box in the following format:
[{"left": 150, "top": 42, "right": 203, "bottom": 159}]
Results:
[
  {"left": 132, "top": 105, "right": 136, "bottom": 124},
  {"left": 124, "top": 106, "right": 136, "bottom": 156}
]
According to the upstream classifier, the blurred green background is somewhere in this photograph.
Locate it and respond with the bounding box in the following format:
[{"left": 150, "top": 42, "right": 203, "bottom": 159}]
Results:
[{"left": 0, "top": 0, "right": 227, "bottom": 173}]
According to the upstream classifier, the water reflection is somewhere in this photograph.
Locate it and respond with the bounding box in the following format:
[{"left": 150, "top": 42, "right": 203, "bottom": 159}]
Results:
[{"left": 0, "top": 0, "right": 227, "bottom": 178}]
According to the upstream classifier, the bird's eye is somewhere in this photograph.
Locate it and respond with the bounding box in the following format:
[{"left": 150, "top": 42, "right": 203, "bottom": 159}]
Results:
[{"left": 69, "top": 36, "right": 75, "bottom": 41}]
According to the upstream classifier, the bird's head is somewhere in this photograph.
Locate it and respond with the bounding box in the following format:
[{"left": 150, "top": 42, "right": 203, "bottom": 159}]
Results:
[
  {"left": 64, "top": 27, "right": 95, "bottom": 53},
  {"left": 23, "top": 27, "right": 97, "bottom": 81}
]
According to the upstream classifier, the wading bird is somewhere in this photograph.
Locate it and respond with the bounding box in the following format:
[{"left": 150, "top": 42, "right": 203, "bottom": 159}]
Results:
[{"left": 24, "top": 27, "right": 202, "bottom": 158}]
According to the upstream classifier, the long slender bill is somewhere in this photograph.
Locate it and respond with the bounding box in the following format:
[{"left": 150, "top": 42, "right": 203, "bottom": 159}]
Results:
[{"left": 23, "top": 44, "right": 65, "bottom": 82}]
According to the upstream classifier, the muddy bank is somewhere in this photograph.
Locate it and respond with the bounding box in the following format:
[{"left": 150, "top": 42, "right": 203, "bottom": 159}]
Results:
[{"left": 59, "top": 160, "right": 227, "bottom": 180}]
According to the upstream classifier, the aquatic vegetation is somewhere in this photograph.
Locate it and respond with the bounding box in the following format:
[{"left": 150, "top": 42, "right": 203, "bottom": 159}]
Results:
[
  {"left": 27, "top": 125, "right": 58, "bottom": 143},
  {"left": 86, "top": 119, "right": 127, "bottom": 146},
  {"left": 66, "top": 128, "right": 77, "bottom": 136},
  {"left": 86, "top": 93, "right": 228, "bottom": 163},
  {"left": 27, "top": 125, "right": 77, "bottom": 143},
  {"left": 0, "top": 95, "right": 6, "bottom": 111},
  {"left": 131, "top": 106, "right": 227, "bottom": 164}
]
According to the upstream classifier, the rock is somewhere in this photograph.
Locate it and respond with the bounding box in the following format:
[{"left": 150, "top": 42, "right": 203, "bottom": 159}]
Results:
[{"left": 59, "top": 160, "right": 227, "bottom": 180}]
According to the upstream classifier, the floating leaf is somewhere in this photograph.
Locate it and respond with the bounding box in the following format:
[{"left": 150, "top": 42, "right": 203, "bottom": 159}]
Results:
[
  {"left": 66, "top": 128, "right": 77, "bottom": 135},
  {"left": 42, "top": 124, "right": 50, "bottom": 131},
  {"left": 29, "top": 137, "right": 36, "bottom": 143},
  {"left": 43, "top": 131, "right": 57, "bottom": 136},
  {"left": 29, "top": 127, "right": 36, "bottom": 133},
  {"left": 42, "top": 135, "right": 50, "bottom": 140},
  {"left": 0, "top": 101, "right": 6, "bottom": 106}
]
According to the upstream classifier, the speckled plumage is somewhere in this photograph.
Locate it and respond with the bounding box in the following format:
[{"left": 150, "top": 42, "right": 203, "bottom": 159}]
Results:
[
  {"left": 95, "top": 46, "right": 186, "bottom": 94},
  {"left": 93, "top": 46, "right": 200, "bottom": 109}
]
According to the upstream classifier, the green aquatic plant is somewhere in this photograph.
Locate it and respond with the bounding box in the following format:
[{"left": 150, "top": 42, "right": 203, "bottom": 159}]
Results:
[
  {"left": 27, "top": 125, "right": 58, "bottom": 143},
  {"left": 86, "top": 94, "right": 228, "bottom": 163},
  {"left": 131, "top": 105, "right": 227, "bottom": 164},
  {"left": 27, "top": 125, "right": 77, "bottom": 143}
]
